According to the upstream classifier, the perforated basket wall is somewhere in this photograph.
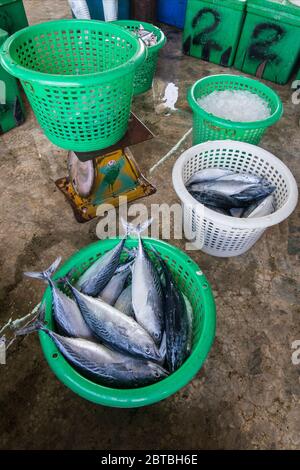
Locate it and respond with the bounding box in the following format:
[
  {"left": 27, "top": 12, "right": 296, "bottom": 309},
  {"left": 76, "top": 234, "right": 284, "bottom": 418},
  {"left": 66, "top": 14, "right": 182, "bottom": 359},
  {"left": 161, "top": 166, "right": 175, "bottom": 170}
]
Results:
[
  {"left": 188, "top": 74, "right": 283, "bottom": 146},
  {"left": 113, "top": 20, "right": 166, "bottom": 95},
  {"left": 173, "top": 141, "right": 298, "bottom": 258},
  {"left": 0, "top": 20, "right": 146, "bottom": 151},
  {"left": 39, "top": 238, "right": 216, "bottom": 407}
]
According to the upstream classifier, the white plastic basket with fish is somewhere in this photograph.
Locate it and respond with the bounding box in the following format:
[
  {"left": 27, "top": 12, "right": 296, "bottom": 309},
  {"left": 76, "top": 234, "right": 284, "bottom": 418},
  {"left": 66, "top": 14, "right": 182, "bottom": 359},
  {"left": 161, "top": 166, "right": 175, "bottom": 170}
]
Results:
[{"left": 172, "top": 141, "right": 298, "bottom": 257}]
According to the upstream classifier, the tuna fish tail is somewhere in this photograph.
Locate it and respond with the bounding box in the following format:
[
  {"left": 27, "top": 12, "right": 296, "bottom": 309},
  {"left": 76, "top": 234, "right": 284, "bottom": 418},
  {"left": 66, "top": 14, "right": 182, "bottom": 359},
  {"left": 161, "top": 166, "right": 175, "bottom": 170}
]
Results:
[
  {"left": 123, "top": 247, "right": 138, "bottom": 261},
  {"left": 121, "top": 217, "right": 153, "bottom": 239},
  {"left": 58, "top": 276, "right": 80, "bottom": 301},
  {"left": 115, "top": 258, "right": 135, "bottom": 275},
  {"left": 16, "top": 304, "right": 47, "bottom": 336},
  {"left": 121, "top": 219, "right": 135, "bottom": 237},
  {"left": 24, "top": 257, "right": 62, "bottom": 283}
]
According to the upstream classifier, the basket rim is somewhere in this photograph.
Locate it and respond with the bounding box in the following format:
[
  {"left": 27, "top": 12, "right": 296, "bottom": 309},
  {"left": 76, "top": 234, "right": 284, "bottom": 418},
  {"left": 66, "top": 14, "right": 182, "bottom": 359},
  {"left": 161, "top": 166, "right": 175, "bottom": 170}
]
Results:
[
  {"left": 39, "top": 237, "right": 216, "bottom": 408},
  {"left": 112, "top": 20, "right": 167, "bottom": 52},
  {"left": 187, "top": 74, "right": 283, "bottom": 129},
  {"left": 172, "top": 140, "right": 298, "bottom": 230},
  {"left": 0, "top": 19, "right": 146, "bottom": 86}
]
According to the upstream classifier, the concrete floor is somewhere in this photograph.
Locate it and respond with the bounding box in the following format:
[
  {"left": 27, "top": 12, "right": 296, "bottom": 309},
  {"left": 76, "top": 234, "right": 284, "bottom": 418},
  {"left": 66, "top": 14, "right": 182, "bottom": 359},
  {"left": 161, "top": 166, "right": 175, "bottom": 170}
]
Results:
[{"left": 0, "top": 0, "right": 299, "bottom": 450}]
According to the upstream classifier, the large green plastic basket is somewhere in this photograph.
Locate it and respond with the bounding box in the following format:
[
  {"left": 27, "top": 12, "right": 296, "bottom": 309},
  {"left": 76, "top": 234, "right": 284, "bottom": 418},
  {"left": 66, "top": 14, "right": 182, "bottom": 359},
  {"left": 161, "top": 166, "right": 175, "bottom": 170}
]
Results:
[
  {"left": 0, "top": 20, "right": 146, "bottom": 152},
  {"left": 188, "top": 74, "right": 283, "bottom": 145},
  {"left": 39, "top": 238, "right": 216, "bottom": 408},
  {"left": 113, "top": 20, "right": 166, "bottom": 95}
]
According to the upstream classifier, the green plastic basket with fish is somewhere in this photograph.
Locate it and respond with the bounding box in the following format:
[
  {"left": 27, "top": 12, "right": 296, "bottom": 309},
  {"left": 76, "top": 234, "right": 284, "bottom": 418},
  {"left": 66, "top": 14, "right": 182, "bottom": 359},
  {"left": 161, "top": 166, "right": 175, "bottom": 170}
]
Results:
[
  {"left": 113, "top": 20, "right": 166, "bottom": 95},
  {"left": 39, "top": 238, "right": 216, "bottom": 408},
  {"left": 188, "top": 74, "right": 283, "bottom": 145},
  {"left": 0, "top": 19, "right": 146, "bottom": 152}
]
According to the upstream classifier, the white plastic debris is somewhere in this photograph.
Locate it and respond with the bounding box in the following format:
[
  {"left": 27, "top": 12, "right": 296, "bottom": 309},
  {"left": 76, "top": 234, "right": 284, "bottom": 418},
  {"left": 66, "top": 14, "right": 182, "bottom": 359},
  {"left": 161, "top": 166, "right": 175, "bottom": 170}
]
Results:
[{"left": 197, "top": 90, "right": 271, "bottom": 122}]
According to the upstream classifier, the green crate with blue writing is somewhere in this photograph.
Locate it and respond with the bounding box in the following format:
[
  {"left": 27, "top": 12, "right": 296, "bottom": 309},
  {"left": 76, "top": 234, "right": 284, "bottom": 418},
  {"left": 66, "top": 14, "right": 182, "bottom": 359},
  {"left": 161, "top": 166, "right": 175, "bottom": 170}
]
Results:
[
  {"left": 183, "top": 0, "right": 246, "bottom": 67},
  {"left": 234, "top": 0, "right": 300, "bottom": 85}
]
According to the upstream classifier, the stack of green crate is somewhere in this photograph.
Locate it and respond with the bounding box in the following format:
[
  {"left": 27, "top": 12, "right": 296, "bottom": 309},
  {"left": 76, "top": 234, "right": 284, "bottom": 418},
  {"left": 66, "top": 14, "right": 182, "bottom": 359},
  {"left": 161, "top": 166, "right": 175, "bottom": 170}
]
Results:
[
  {"left": 235, "top": 0, "right": 300, "bottom": 85},
  {"left": 0, "top": 0, "right": 27, "bottom": 134},
  {"left": 183, "top": 0, "right": 247, "bottom": 67}
]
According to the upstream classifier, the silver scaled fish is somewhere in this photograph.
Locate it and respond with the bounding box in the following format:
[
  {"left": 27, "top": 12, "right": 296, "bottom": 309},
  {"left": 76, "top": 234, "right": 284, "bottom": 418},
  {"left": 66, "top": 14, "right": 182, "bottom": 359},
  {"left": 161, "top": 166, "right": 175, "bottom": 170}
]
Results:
[
  {"left": 24, "top": 258, "right": 93, "bottom": 340},
  {"left": 157, "top": 255, "right": 189, "bottom": 373},
  {"left": 17, "top": 310, "right": 168, "bottom": 388},
  {"left": 114, "top": 285, "right": 134, "bottom": 318},
  {"left": 98, "top": 259, "right": 133, "bottom": 305},
  {"left": 125, "top": 219, "right": 164, "bottom": 345},
  {"left": 76, "top": 237, "right": 127, "bottom": 297},
  {"left": 66, "top": 280, "right": 162, "bottom": 362}
]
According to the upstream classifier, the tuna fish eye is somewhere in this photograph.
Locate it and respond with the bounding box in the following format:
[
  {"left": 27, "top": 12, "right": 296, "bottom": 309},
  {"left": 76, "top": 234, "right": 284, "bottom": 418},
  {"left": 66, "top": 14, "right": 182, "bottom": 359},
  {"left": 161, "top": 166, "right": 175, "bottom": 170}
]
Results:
[
  {"left": 145, "top": 347, "right": 151, "bottom": 355},
  {"left": 154, "top": 371, "right": 160, "bottom": 378}
]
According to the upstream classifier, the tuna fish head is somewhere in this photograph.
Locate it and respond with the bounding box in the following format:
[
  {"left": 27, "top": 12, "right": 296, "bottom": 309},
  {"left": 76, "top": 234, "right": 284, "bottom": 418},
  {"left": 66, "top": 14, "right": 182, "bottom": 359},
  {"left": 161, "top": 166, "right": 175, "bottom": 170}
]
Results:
[
  {"left": 127, "top": 359, "right": 169, "bottom": 385},
  {"left": 129, "top": 334, "right": 162, "bottom": 363}
]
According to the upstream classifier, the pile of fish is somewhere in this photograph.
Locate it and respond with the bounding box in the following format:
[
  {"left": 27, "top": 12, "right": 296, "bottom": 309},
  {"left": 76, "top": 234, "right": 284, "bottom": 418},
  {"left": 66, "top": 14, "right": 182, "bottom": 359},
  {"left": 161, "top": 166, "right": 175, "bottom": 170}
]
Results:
[
  {"left": 18, "top": 220, "right": 192, "bottom": 388},
  {"left": 135, "top": 25, "right": 157, "bottom": 47},
  {"left": 186, "top": 168, "right": 276, "bottom": 218}
]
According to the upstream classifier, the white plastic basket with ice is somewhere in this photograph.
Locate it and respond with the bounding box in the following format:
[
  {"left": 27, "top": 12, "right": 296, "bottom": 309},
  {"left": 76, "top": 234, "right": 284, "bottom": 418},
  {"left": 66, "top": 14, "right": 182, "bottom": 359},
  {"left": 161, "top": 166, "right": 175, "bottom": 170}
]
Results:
[{"left": 172, "top": 141, "right": 298, "bottom": 257}]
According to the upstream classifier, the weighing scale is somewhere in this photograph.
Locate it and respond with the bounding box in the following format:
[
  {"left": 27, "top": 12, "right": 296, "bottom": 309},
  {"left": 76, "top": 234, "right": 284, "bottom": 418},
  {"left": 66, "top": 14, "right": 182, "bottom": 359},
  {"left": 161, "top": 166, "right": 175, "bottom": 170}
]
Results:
[{"left": 55, "top": 114, "right": 156, "bottom": 223}]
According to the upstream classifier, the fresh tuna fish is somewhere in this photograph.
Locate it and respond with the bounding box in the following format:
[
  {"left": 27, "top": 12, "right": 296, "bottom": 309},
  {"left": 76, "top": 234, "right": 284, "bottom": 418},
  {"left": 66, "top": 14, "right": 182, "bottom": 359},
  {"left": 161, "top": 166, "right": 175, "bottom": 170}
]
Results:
[
  {"left": 136, "top": 25, "right": 158, "bottom": 47},
  {"left": 114, "top": 285, "right": 134, "bottom": 318},
  {"left": 76, "top": 237, "right": 127, "bottom": 297},
  {"left": 189, "top": 190, "right": 241, "bottom": 209},
  {"left": 157, "top": 256, "right": 189, "bottom": 372},
  {"left": 243, "top": 194, "right": 276, "bottom": 218},
  {"left": 217, "top": 172, "right": 263, "bottom": 185},
  {"left": 186, "top": 168, "right": 235, "bottom": 186},
  {"left": 188, "top": 180, "right": 262, "bottom": 197},
  {"left": 189, "top": 182, "right": 275, "bottom": 209},
  {"left": 98, "top": 260, "right": 132, "bottom": 305},
  {"left": 125, "top": 219, "right": 164, "bottom": 345},
  {"left": 234, "top": 185, "right": 275, "bottom": 204},
  {"left": 24, "top": 258, "right": 93, "bottom": 340},
  {"left": 17, "top": 312, "right": 168, "bottom": 388},
  {"left": 66, "top": 281, "right": 161, "bottom": 362},
  {"left": 187, "top": 168, "right": 276, "bottom": 211}
]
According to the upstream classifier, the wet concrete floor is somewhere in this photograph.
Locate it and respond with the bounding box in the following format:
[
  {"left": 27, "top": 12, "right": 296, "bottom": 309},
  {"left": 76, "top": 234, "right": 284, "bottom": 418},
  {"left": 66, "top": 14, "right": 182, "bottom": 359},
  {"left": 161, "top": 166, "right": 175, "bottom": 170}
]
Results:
[{"left": 0, "top": 0, "right": 299, "bottom": 450}]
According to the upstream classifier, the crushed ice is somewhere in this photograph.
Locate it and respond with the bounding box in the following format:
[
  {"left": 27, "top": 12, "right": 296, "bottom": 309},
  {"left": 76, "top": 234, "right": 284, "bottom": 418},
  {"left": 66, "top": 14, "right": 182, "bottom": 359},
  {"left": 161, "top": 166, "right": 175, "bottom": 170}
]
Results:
[{"left": 197, "top": 90, "right": 271, "bottom": 122}]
